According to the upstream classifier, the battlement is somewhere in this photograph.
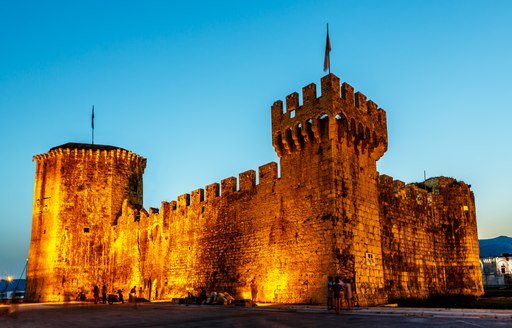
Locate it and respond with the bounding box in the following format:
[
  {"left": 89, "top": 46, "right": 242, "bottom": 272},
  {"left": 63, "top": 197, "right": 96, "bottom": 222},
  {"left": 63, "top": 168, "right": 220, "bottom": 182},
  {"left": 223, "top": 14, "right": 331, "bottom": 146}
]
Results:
[
  {"left": 271, "top": 74, "right": 387, "bottom": 159},
  {"left": 27, "top": 73, "right": 483, "bottom": 305},
  {"left": 33, "top": 143, "right": 147, "bottom": 169},
  {"left": 380, "top": 175, "right": 432, "bottom": 204},
  {"left": 379, "top": 175, "right": 474, "bottom": 209},
  {"left": 162, "top": 162, "right": 278, "bottom": 212}
]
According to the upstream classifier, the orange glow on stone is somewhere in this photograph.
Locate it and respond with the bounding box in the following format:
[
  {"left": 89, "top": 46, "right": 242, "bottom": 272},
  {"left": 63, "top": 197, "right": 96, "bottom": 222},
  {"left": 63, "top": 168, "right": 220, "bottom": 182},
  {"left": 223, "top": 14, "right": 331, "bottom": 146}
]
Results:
[{"left": 25, "top": 76, "right": 484, "bottom": 305}]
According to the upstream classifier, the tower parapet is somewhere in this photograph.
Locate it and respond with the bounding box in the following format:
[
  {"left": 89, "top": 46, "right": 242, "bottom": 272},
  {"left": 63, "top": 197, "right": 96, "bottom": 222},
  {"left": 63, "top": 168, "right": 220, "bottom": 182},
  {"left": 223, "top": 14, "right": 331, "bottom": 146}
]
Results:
[
  {"left": 271, "top": 74, "right": 387, "bottom": 160},
  {"left": 26, "top": 143, "right": 146, "bottom": 302}
]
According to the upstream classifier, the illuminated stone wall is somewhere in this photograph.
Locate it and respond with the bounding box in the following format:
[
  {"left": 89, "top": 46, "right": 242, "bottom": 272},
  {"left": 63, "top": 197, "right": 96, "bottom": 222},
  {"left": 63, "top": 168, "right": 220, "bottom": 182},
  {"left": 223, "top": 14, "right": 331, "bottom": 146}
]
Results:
[
  {"left": 379, "top": 176, "right": 483, "bottom": 300},
  {"left": 26, "top": 144, "right": 145, "bottom": 302},
  {"left": 26, "top": 74, "right": 483, "bottom": 305}
]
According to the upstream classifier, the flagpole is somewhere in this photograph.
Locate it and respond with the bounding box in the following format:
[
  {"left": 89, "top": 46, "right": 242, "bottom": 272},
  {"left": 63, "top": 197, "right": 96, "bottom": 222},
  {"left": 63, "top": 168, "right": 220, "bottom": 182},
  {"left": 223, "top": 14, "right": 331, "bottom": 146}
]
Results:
[
  {"left": 327, "top": 23, "right": 330, "bottom": 74},
  {"left": 324, "top": 23, "right": 331, "bottom": 74},
  {"left": 91, "top": 105, "right": 95, "bottom": 145}
]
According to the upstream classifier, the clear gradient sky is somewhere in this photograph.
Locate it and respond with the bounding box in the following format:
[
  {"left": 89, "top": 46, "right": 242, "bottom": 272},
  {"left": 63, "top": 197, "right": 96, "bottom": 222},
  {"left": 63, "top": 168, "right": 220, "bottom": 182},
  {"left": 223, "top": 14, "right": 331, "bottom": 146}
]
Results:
[{"left": 1, "top": 0, "right": 511, "bottom": 279}]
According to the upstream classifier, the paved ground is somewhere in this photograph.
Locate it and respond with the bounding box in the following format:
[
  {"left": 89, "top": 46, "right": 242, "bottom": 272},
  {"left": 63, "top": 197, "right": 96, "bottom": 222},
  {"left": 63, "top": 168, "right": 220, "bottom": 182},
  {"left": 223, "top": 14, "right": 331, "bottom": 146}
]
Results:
[{"left": 1, "top": 302, "right": 511, "bottom": 327}]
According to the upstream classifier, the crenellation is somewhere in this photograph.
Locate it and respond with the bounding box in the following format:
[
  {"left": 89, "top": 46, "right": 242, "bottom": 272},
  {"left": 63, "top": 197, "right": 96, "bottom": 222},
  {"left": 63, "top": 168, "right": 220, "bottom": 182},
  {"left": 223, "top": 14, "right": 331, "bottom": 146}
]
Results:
[
  {"left": 40, "top": 143, "right": 147, "bottom": 169},
  {"left": 191, "top": 188, "right": 204, "bottom": 204},
  {"left": 177, "top": 193, "right": 190, "bottom": 208},
  {"left": 258, "top": 162, "right": 278, "bottom": 185},
  {"left": 377, "top": 108, "right": 386, "bottom": 124},
  {"left": 302, "top": 83, "right": 317, "bottom": 107},
  {"left": 355, "top": 92, "right": 367, "bottom": 112},
  {"left": 160, "top": 201, "right": 171, "bottom": 216},
  {"left": 271, "top": 100, "right": 284, "bottom": 121},
  {"left": 286, "top": 92, "right": 299, "bottom": 112},
  {"left": 206, "top": 183, "right": 220, "bottom": 201},
  {"left": 221, "top": 177, "right": 237, "bottom": 195},
  {"left": 239, "top": 170, "right": 256, "bottom": 191},
  {"left": 341, "top": 82, "right": 355, "bottom": 105},
  {"left": 271, "top": 74, "right": 387, "bottom": 160},
  {"left": 367, "top": 100, "right": 378, "bottom": 114},
  {"left": 26, "top": 73, "right": 482, "bottom": 306},
  {"left": 320, "top": 73, "right": 341, "bottom": 99}
]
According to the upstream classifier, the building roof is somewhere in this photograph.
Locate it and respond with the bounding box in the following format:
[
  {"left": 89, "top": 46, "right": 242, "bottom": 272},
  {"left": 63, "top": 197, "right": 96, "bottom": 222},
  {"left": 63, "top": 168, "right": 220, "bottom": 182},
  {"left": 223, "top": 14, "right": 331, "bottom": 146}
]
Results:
[{"left": 50, "top": 143, "right": 127, "bottom": 152}]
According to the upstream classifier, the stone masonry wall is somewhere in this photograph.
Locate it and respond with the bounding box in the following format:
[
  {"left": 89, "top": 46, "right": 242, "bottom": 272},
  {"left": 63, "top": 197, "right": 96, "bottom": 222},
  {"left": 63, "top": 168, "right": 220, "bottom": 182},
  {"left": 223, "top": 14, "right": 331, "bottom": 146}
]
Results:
[
  {"left": 379, "top": 175, "right": 483, "bottom": 300},
  {"left": 270, "top": 74, "right": 388, "bottom": 304},
  {"left": 107, "top": 74, "right": 393, "bottom": 306},
  {"left": 110, "top": 161, "right": 335, "bottom": 304},
  {"left": 26, "top": 144, "right": 146, "bottom": 302},
  {"left": 27, "top": 74, "right": 483, "bottom": 305}
]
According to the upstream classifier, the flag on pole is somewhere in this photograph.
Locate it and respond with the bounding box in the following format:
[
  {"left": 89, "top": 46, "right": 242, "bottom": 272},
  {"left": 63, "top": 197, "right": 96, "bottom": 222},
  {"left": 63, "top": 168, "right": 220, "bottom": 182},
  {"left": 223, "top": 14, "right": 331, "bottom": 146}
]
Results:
[
  {"left": 91, "top": 105, "right": 95, "bottom": 144},
  {"left": 323, "top": 24, "right": 331, "bottom": 73}
]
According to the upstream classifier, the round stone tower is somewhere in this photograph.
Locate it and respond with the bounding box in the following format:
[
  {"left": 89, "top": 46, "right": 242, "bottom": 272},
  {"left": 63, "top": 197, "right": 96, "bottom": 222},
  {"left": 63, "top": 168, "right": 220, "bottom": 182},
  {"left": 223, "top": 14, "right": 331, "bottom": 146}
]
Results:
[{"left": 26, "top": 143, "right": 146, "bottom": 302}]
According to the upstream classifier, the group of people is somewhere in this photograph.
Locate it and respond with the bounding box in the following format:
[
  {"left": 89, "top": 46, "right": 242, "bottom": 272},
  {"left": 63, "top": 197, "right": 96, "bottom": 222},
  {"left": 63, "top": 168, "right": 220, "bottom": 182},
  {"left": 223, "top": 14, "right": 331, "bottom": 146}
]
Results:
[
  {"left": 92, "top": 285, "right": 124, "bottom": 304},
  {"left": 327, "top": 276, "right": 353, "bottom": 314},
  {"left": 185, "top": 289, "right": 235, "bottom": 305},
  {"left": 93, "top": 285, "right": 107, "bottom": 304},
  {"left": 82, "top": 278, "right": 353, "bottom": 310}
]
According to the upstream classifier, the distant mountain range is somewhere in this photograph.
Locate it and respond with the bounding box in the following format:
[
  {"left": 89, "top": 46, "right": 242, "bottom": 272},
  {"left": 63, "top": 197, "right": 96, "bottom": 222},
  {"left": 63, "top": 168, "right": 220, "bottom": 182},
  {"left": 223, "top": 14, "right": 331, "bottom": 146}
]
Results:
[{"left": 479, "top": 236, "right": 512, "bottom": 257}]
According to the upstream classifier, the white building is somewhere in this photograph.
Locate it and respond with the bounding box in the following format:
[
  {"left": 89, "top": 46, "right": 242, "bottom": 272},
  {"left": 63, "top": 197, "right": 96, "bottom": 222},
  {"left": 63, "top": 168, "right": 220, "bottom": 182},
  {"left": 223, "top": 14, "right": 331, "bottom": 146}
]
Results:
[{"left": 480, "top": 256, "right": 512, "bottom": 288}]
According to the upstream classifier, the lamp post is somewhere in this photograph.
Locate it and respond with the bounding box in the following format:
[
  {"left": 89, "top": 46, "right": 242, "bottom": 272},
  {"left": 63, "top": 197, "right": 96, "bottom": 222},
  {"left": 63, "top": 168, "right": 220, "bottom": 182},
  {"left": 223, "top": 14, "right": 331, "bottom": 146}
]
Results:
[
  {"left": 1, "top": 275, "right": 13, "bottom": 301},
  {"left": 4, "top": 275, "right": 13, "bottom": 291}
]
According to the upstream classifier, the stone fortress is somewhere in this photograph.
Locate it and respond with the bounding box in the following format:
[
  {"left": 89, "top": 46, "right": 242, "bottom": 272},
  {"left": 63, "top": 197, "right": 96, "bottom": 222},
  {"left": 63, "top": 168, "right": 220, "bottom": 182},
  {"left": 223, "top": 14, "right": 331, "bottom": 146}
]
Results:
[{"left": 26, "top": 73, "right": 483, "bottom": 305}]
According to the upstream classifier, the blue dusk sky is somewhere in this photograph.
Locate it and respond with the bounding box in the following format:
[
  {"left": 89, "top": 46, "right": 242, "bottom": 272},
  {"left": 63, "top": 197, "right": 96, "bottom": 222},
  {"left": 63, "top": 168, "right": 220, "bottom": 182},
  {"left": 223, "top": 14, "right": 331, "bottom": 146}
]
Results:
[{"left": 1, "top": 0, "right": 511, "bottom": 278}]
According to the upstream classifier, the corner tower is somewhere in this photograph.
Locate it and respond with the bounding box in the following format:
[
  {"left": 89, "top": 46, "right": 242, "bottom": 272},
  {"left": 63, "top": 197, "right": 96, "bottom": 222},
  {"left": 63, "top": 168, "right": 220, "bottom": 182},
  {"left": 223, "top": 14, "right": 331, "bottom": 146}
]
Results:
[
  {"left": 271, "top": 74, "right": 389, "bottom": 305},
  {"left": 26, "top": 143, "right": 146, "bottom": 302}
]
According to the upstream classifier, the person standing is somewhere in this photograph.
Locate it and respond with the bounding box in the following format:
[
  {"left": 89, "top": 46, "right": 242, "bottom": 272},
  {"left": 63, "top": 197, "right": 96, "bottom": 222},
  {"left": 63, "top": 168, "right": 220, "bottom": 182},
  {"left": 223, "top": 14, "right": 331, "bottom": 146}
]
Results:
[
  {"left": 131, "top": 286, "right": 138, "bottom": 308},
  {"left": 332, "top": 276, "right": 345, "bottom": 314},
  {"left": 93, "top": 285, "right": 100, "bottom": 304},
  {"left": 130, "top": 286, "right": 136, "bottom": 302},
  {"left": 101, "top": 285, "right": 107, "bottom": 304},
  {"left": 326, "top": 276, "right": 334, "bottom": 311},
  {"left": 344, "top": 279, "right": 353, "bottom": 310},
  {"left": 250, "top": 279, "right": 258, "bottom": 305},
  {"left": 117, "top": 289, "right": 124, "bottom": 304},
  {"left": 199, "top": 288, "right": 207, "bottom": 305}
]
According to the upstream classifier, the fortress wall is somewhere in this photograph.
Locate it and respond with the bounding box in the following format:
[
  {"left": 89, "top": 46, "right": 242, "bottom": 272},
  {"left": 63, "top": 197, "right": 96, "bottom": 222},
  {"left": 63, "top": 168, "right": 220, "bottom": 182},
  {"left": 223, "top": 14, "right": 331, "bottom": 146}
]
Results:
[
  {"left": 26, "top": 152, "right": 64, "bottom": 302},
  {"left": 107, "top": 74, "right": 393, "bottom": 306},
  {"left": 272, "top": 74, "right": 389, "bottom": 305},
  {"left": 332, "top": 151, "right": 386, "bottom": 304},
  {"left": 110, "top": 160, "right": 339, "bottom": 304},
  {"left": 26, "top": 145, "right": 146, "bottom": 302},
  {"left": 27, "top": 74, "right": 483, "bottom": 305},
  {"left": 429, "top": 178, "right": 482, "bottom": 295},
  {"left": 379, "top": 175, "right": 483, "bottom": 300}
]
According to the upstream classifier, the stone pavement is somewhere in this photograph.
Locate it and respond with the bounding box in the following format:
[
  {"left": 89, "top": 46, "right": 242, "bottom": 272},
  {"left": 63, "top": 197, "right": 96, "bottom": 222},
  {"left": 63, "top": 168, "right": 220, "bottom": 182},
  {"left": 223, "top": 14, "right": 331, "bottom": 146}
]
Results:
[
  {"left": 278, "top": 304, "right": 512, "bottom": 319},
  {"left": 355, "top": 306, "right": 512, "bottom": 319},
  {"left": 1, "top": 302, "right": 511, "bottom": 327}
]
